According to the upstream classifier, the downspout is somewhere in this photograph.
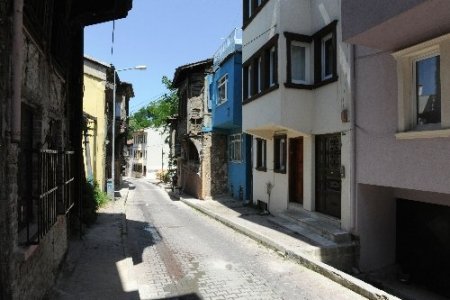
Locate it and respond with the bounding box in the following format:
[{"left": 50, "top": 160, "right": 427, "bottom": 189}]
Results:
[
  {"left": 350, "top": 44, "right": 357, "bottom": 234},
  {"left": 11, "top": 0, "right": 24, "bottom": 143}
]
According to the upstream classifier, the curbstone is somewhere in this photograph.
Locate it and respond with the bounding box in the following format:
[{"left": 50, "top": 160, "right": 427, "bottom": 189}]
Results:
[{"left": 178, "top": 197, "right": 399, "bottom": 300}]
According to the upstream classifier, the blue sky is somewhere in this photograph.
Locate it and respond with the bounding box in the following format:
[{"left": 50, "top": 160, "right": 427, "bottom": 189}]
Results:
[{"left": 84, "top": 0, "right": 242, "bottom": 113}]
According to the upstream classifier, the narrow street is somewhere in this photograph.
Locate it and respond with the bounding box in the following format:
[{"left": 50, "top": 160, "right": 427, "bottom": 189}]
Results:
[{"left": 124, "top": 178, "right": 364, "bottom": 300}]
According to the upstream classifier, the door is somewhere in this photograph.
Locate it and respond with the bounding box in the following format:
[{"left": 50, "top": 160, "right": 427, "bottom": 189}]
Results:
[
  {"left": 315, "top": 134, "right": 341, "bottom": 218},
  {"left": 289, "top": 137, "right": 303, "bottom": 204}
]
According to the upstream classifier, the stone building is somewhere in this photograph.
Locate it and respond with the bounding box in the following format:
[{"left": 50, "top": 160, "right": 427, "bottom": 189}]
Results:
[
  {"left": 0, "top": 0, "right": 132, "bottom": 298},
  {"left": 172, "top": 59, "right": 228, "bottom": 199}
]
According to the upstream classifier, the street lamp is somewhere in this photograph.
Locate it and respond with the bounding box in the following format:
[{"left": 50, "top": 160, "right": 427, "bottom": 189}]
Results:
[{"left": 111, "top": 65, "right": 146, "bottom": 199}]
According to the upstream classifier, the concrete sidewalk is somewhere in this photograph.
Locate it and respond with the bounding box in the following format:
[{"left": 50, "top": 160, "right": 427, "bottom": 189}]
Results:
[
  {"left": 164, "top": 188, "right": 399, "bottom": 300},
  {"left": 48, "top": 184, "right": 139, "bottom": 300}
]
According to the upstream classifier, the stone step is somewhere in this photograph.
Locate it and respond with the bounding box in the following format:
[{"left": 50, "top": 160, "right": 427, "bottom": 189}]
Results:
[{"left": 282, "top": 209, "right": 353, "bottom": 244}]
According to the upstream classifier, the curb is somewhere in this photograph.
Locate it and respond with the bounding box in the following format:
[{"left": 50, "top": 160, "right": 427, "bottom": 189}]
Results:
[{"left": 179, "top": 197, "right": 399, "bottom": 300}]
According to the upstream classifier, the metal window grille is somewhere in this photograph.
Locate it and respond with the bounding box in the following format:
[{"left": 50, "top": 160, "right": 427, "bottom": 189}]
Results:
[
  {"left": 62, "top": 151, "right": 75, "bottom": 214},
  {"left": 37, "top": 149, "right": 59, "bottom": 241}
]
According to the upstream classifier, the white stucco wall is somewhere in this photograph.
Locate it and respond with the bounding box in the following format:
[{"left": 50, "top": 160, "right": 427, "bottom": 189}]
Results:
[
  {"left": 144, "top": 127, "right": 170, "bottom": 180},
  {"left": 243, "top": 0, "right": 354, "bottom": 230}
]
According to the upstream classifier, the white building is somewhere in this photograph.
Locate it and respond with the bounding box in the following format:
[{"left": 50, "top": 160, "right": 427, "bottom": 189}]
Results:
[
  {"left": 130, "top": 130, "right": 147, "bottom": 178},
  {"left": 144, "top": 127, "right": 170, "bottom": 180},
  {"left": 242, "top": 0, "right": 354, "bottom": 232}
]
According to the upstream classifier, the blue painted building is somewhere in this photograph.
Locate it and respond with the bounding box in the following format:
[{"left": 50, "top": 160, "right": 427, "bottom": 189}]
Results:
[{"left": 209, "top": 29, "right": 251, "bottom": 201}]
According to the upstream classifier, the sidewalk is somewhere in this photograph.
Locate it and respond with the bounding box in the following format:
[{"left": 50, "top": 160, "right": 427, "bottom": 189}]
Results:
[
  {"left": 164, "top": 188, "right": 399, "bottom": 300},
  {"left": 48, "top": 183, "right": 138, "bottom": 300}
]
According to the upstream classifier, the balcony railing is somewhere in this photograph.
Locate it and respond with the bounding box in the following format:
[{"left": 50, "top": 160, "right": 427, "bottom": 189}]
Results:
[{"left": 213, "top": 28, "right": 242, "bottom": 69}]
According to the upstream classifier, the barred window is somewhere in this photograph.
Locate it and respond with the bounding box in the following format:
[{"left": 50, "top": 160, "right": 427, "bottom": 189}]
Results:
[{"left": 229, "top": 134, "right": 242, "bottom": 162}]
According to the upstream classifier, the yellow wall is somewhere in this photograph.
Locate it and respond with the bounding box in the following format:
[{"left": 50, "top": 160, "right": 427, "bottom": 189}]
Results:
[{"left": 83, "top": 72, "right": 107, "bottom": 191}]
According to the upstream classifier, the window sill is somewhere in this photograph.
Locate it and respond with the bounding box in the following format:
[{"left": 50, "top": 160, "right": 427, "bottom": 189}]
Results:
[
  {"left": 284, "top": 82, "right": 314, "bottom": 90},
  {"left": 243, "top": 84, "right": 279, "bottom": 105},
  {"left": 255, "top": 167, "right": 267, "bottom": 172},
  {"left": 274, "top": 169, "right": 286, "bottom": 174},
  {"left": 395, "top": 128, "right": 450, "bottom": 140}
]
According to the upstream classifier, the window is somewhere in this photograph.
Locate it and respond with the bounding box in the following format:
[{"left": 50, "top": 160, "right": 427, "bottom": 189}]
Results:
[
  {"left": 415, "top": 55, "right": 441, "bottom": 126},
  {"left": 243, "top": 35, "right": 279, "bottom": 103},
  {"left": 322, "top": 34, "right": 333, "bottom": 80},
  {"left": 269, "top": 46, "right": 277, "bottom": 86},
  {"left": 284, "top": 21, "right": 337, "bottom": 89},
  {"left": 217, "top": 74, "right": 228, "bottom": 104},
  {"left": 274, "top": 135, "right": 287, "bottom": 173},
  {"left": 291, "top": 41, "right": 310, "bottom": 84},
  {"left": 314, "top": 22, "right": 337, "bottom": 84},
  {"left": 247, "top": 65, "right": 252, "bottom": 98},
  {"left": 243, "top": 0, "right": 268, "bottom": 28},
  {"left": 257, "top": 57, "right": 262, "bottom": 93},
  {"left": 393, "top": 34, "right": 450, "bottom": 138},
  {"left": 256, "top": 138, "right": 266, "bottom": 171},
  {"left": 229, "top": 134, "right": 242, "bottom": 162}
]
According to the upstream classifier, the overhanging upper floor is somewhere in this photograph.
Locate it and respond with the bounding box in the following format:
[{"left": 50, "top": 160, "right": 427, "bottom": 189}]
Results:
[{"left": 342, "top": 0, "right": 450, "bottom": 50}]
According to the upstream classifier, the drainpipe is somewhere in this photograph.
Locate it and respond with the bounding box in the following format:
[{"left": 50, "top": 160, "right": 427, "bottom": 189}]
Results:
[
  {"left": 350, "top": 44, "right": 357, "bottom": 234},
  {"left": 10, "top": 0, "right": 24, "bottom": 143}
]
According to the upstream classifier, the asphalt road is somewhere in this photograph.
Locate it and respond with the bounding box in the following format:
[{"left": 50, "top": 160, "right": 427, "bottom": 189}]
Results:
[{"left": 125, "top": 178, "right": 366, "bottom": 300}]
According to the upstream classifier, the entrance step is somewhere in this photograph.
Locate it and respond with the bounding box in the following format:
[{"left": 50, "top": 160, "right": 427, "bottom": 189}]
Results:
[
  {"left": 268, "top": 208, "right": 357, "bottom": 271},
  {"left": 282, "top": 207, "right": 352, "bottom": 243}
]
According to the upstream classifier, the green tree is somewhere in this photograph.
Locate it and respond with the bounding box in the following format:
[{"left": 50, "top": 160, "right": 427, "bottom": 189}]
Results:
[{"left": 129, "top": 76, "right": 178, "bottom": 133}]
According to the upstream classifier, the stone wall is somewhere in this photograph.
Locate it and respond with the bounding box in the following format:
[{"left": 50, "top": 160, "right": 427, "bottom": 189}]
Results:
[
  {"left": 0, "top": 14, "right": 71, "bottom": 299},
  {"left": 200, "top": 133, "right": 228, "bottom": 199}
]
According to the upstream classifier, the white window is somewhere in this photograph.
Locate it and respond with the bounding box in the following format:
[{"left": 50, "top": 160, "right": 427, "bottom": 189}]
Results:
[
  {"left": 257, "top": 0, "right": 262, "bottom": 6},
  {"left": 415, "top": 54, "right": 441, "bottom": 126},
  {"left": 291, "top": 41, "right": 310, "bottom": 84},
  {"left": 229, "top": 134, "right": 242, "bottom": 162},
  {"left": 269, "top": 46, "right": 276, "bottom": 86},
  {"left": 393, "top": 34, "right": 450, "bottom": 139},
  {"left": 321, "top": 34, "right": 333, "bottom": 80},
  {"left": 217, "top": 74, "right": 228, "bottom": 104},
  {"left": 248, "top": 0, "right": 252, "bottom": 17}
]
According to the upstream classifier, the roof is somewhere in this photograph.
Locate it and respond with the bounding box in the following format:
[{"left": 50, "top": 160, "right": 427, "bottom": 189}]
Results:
[
  {"left": 84, "top": 55, "right": 110, "bottom": 68},
  {"left": 172, "top": 58, "right": 213, "bottom": 87}
]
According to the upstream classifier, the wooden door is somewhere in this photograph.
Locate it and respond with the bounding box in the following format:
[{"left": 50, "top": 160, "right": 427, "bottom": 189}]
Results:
[
  {"left": 315, "top": 134, "right": 341, "bottom": 218},
  {"left": 289, "top": 137, "right": 303, "bottom": 204}
]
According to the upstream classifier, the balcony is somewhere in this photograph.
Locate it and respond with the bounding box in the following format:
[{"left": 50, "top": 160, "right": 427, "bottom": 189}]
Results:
[{"left": 342, "top": 0, "right": 450, "bottom": 50}]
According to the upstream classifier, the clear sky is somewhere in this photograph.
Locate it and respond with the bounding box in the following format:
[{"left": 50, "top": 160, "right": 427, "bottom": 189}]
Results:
[{"left": 84, "top": 0, "right": 242, "bottom": 114}]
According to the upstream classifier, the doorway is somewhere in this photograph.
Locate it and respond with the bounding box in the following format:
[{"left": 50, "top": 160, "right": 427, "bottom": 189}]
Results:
[
  {"left": 289, "top": 137, "right": 303, "bottom": 204},
  {"left": 315, "top": 133, "right": 341, "bottom": 218}
]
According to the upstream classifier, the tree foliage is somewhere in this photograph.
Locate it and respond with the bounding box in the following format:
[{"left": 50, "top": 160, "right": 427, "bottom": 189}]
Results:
[{"left": 129, "top": 76, "right": 178, "bottom": 133}]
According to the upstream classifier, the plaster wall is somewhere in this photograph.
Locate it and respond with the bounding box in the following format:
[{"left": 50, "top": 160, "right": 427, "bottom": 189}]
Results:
[
  {"left": 83, "top": 70, "right": 107, "bottom": 190},
  {"left": 144, "top": 127, "right": 170, "bottom": 180},
  {"left": 355, "top": 45, "right": 450, "bottom": 195}
]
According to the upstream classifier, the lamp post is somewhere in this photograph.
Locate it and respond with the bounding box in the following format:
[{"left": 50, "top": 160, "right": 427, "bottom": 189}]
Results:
[{"left": 111, "top": 65, "right": 146, "bottom": 198}]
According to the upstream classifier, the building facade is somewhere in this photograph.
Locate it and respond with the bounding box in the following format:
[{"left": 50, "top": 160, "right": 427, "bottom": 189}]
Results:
[
  {"left": 209, "top": 28, "right": 252, "bottom": 201},
  {"left": 130, "top": 130, "right": 147, "bottom": 178},
  {"left": 242, "top": 0, "right": 354, "bottom": 232},
  {"left": 144, "top": 127, "right": 170, "bottom": 180},
  {"left": 0, "top": 0, "right": 132, "bottom": 298},
  {"left": 343, "top": 0, "right": 450, "bottom": 296},
  {"left": 173, "top": 59, "right": 228, "bottom": 199},
  {"left": 83, "top": 56, "right": 111, "bottom": 191}
]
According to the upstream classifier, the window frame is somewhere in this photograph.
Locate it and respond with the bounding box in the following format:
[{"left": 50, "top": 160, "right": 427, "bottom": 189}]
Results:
[
  {"left": 413, "top": 53, "right": 441, "bottom": 130},
  {"left": 243, "top": 34, "right": 279, "bottom": 104},
  {"left": 255, "top": 138, "right": 267, "bottom": 171},
  {"left": 321, "top": 33, "right": 334, "bottom": 81},
  {"left": 392, "top": 34, "right": 450, "bottom": 139},
  {"left": 229, "top": 134, "right": 243, "bottom": 163},
  {"left": 273, "top": 135, "right": 287, "bottom": 174},
  {"left": 217, "top": 74, "right": 229, "bottom": 105}
]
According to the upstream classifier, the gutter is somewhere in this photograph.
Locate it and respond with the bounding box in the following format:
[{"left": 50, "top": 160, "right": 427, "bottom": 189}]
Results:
[
  {"left": 350, "top": 44, "right": 357, "bottom": 233},
  {"left": 10, "top": 0, "right": 24, "bottom": 143}
]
